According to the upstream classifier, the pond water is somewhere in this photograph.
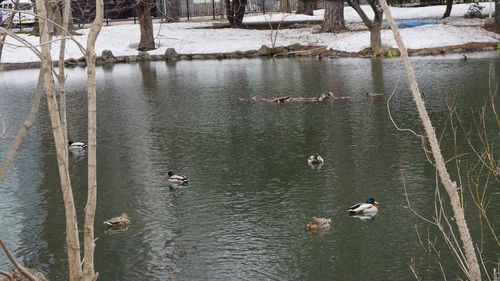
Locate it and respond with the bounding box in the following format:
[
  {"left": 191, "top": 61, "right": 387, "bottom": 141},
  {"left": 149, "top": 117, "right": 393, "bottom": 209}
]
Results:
[{"left": 0, "top": 53, "right": 499, "bottom": 281}]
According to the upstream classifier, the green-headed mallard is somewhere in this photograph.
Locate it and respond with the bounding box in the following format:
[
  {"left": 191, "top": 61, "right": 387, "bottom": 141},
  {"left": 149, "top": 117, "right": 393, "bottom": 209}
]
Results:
[
  {"left": 347, "top": 197, "right": 379, "bottom": 214},
  {"left": 308, "top": 153, "right": 324, "bottom": 165},
  {"left": 68, "top": 141, "right": 87, "bottom": 152},
  {"left": 167, "top": 171, "right": 188, "bottom": 185}
]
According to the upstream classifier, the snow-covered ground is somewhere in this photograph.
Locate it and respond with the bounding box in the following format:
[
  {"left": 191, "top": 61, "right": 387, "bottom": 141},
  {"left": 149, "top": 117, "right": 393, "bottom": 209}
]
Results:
[{"left": 1, "top": 2, "right": 499, "bottom": 63}]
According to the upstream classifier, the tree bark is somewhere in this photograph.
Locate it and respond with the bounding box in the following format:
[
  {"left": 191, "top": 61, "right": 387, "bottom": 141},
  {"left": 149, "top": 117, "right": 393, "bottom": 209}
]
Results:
[
  {"left": 82, "top": 0, "right": 103, "bottom": 280},
  {"left": 224, "top": 0, "right": 235, "bottom": 25},
  {"left": 58, "top": 0, "right": 72, "bottom": 161},
  {"left": 296, "top": 0, "right": 314, "bottom": 15},
  {"left": 234, "top": 0, "right": 246, "bottom": 25},
  {"left": 442, "top": 0, "right": 452, "bottom": 19},
  {"left": 379, "top": 1, "right": 482, "bottom": 280},
  {"left": 135, "top": 1, "right": 155, "bottom": 51},
  {"left": 279, "top": 0, "right": 290, "bottom": 13},
  {"left": 165, "top": 0, "right": 180, "bottom": 21},
  {"left": 369, "top": 12, "right": 382, "bottom": 55},
  {"left": 225, "top": 0, "right": 247, "bottom": 26},
  {"left": 35, "top": 0, "right": 83, "bottom": 280},
  {"left": 347, "top": 0, "right": 383, "bottom": 55},
  {"left": 320, "top": 1, "right": 345, "bottom": 33},
  {"left": 496, "top": 0, "right": 500, "bottom": 26}
]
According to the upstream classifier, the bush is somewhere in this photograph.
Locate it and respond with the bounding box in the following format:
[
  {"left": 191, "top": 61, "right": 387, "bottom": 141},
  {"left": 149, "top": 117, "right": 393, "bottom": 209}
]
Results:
[{"left": 464, "top": 3, "right": 484, "bottom": 18}]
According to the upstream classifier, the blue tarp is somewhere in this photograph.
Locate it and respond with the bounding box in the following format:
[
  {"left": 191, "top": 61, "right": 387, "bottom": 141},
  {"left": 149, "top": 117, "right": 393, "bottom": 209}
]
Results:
[{"left": 384, "top": 20, "right": 438, "bottom": 29}]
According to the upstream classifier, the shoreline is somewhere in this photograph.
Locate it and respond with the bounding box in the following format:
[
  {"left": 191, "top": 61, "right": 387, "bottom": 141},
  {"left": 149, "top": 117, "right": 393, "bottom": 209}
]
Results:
[{"left": 0, "top": 41, "right": 498, "bottom": 72}]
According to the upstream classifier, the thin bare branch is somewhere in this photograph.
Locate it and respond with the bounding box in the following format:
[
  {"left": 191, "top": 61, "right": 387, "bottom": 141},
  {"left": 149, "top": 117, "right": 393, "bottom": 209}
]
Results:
[
  {"left": 0, "top": 8, "right": 86, "bottom": 54},
  {"left": 0, "top": 239, "right": 38, "bottom": 281},
  {"left": 0, "top": 70, "right": 44, "bottom": 183},
  {"left": 386, "top": 75, "right": 423, "bottom": 138},
  {"left": 0, "top": 270, "right": 14, "bottom": 281},
  {"left": 401, "top": 170, "right": 437, "bottom": 225},
  {"left": 380, "top": 1, "right": 482, "bottom": 279},
  {"left": 0, "top": 111, "right": 5, "bottom": 138}
]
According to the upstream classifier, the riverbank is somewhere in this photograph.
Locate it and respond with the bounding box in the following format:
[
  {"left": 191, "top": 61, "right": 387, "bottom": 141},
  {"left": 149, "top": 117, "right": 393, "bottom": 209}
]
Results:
[
  {"left": 0, "top": 3, "right": 499, "bottom": 71},
  {"left": 1, "top": 41, "right": 498, "bottom": 72}
]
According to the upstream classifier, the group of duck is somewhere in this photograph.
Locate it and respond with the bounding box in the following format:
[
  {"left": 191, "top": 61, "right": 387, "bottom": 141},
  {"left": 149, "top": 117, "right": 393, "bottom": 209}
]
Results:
[
  {"left": 67, "top": 140, "right": 189, "bottom": 230},
  {"left": 307, "top": 153, "right": 380, "bottom": 231},
  {"left": 70, "top": 141, "right": 378, "bottom": 231}
]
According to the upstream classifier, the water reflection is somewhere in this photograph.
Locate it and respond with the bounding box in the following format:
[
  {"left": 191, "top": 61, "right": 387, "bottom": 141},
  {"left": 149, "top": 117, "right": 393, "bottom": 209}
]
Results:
[{"left": 0, "top": 54, "right": 499, "bottom": 281}]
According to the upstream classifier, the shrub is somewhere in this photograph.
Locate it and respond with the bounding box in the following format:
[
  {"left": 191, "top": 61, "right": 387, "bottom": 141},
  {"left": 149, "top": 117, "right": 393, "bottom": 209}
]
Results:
[{"left": 464, "top": 3, "right": 484, "bottom": 18}]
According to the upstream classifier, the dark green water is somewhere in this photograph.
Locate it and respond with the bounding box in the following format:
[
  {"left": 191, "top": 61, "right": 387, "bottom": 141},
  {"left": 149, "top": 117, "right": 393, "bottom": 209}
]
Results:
[{"left": 1, "top": 54, "right": 499, "bottom": 281}]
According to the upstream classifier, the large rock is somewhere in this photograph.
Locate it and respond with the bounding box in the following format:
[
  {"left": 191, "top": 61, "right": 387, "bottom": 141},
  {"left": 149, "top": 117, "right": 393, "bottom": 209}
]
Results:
[
  {"left": 137, "top": 51, "right": 151, "bottom": 61},
  {"left": 126, "top": 56, "right": 138, "bottom": 63},
  {"left": 64, "top": 58, "right": 77, "bottom": 67},
  {"left": 287, "top": 43, "right": 302, "bottom": 51},
  {"left": 256, "top": 44, "right": 272, "bottom": 56},
  {"left": 164, "top": 48, "right": 179, "bottom": 60},
  {"left": 101, "top": 49, "right": 115, "bottom": 60},
  {"left": 101, "top": 49, "right": 115, "bottom": 63}
]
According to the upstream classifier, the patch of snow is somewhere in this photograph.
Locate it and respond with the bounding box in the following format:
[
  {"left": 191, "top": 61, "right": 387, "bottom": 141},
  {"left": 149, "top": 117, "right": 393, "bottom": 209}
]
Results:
[{"left": 1, "top": 2, "right": 498, "bottom": 63}]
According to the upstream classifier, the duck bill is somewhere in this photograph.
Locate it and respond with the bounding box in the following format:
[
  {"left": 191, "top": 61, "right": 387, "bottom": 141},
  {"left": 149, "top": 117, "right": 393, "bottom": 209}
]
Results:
[{"left": 374, "top": 201, "right": 380, "bottom": 205}]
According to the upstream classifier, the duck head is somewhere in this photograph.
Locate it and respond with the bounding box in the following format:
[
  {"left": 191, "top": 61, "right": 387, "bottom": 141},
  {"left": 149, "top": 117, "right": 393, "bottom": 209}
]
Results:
[
  {"left": 366, "top": 197, "right": 380, "bottom": 204},
  {"left": 167, "top": 171, "right": 174, "bottom": 177}
]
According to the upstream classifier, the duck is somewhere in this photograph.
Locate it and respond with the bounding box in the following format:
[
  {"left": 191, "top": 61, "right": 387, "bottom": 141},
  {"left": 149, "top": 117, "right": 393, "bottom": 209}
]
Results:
[
  {"left": 68, "top": 141, "right": 87, "bottom": 152},
  {"left": 167, "top": 171, "right": 188, "bottom": 185},
  {"left": 306, "top": 217, "right": 331, "bottom": 230},
  {"left": 103, "top": 213, "right": 130, "bottom": 228},
  {"left": 347, "top": 197, "right": 379, "bottom": 214},
  {"left": 307, "top": 153, "right": 324, "bottom": 165}
]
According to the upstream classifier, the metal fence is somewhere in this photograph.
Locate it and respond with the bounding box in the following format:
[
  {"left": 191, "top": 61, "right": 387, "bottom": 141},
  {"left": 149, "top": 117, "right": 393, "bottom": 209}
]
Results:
[
  {"left": 105, "top": 0, "right": 486, "bottom": 24},
  {"left": 173, "top": 0, "right": 299, "bottom": 19}
]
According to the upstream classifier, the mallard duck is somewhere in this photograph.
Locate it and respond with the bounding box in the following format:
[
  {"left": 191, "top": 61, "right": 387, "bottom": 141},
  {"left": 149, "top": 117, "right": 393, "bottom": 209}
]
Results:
[
  {"left": 350, "top": 213, "right": 377, "bottom": 221},
  {"left": 68, "top": 141, "right": 87, "bottom": 152},
  {"left": 347, "top": 197, "right": 379, "bottom": 214},
  {"left": 306, "top": 217, "right": 331, "bottom": 230},
  {"left": 104, "top": 213, "right": 130, "bottom": 228},
  {"left": 167, "top": 171, "right": 188, "bottom": 185},
  {"left": 308, "top": 153, "right": 324, "bottom": 165}
]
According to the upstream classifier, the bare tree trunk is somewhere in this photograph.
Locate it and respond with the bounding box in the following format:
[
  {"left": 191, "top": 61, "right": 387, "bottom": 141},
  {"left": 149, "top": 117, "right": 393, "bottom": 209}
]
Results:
[
  {"left": 35, "top": 0, "right": 83, "bottom": 280},
  {"left": 442, "top": 0, "right": 452, "bottom": 18},
  {"left": 82, "top": 0, "right": 103, "bottom": 280},
  {"left": 165, "top": 0, "right": 179, "bottom": 21},
  {"left": 296, "top": 0, "right": 314, "bottom": 15},
  {"left": 279, "top": 0, "right": 290, "bottom": 12},
  {"left": 225, "top": 0, "right": 247, "bottom": 26},
  {"left": 346, "top": 0, "right": 383, "bottom": 55},
  {"left": 320, "top": 1, "right": 345, "bottom": 33},
  {"left": 496, "top": 1, "right": 500, "bottom": 27},
  {"left": 224, "top": 0, "right": 235, "bottom": 25},
  {"left": 58, "top": 0, "right": 72, "bottom": 160},
  {"left": 136, "top": 2, "right": 155, "bottom": 51},
  {"left": 369, "top": 19, "right": 382, "bottom": 54},
  {"left": 233, "top": 0, "right": 247, "bottom": 25},
  {"left": 0, "top": 70, "right": 43, "bottom": 183},
  {"left": 379, "top": 1, "right": 482, "bottom": 280},
  {"left": 370, "top": 1, "right": 382, "bottom": 54}
]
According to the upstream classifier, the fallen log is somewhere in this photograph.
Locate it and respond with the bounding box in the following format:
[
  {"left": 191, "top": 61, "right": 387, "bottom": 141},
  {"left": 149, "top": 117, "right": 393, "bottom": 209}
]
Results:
[{"left": 238, "top": 92, "right": 351, "bottom": 103}]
